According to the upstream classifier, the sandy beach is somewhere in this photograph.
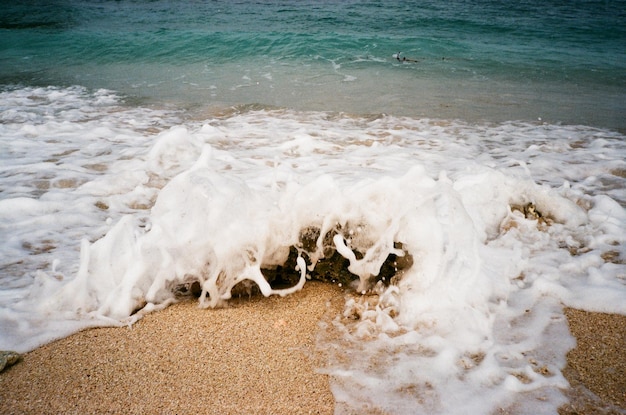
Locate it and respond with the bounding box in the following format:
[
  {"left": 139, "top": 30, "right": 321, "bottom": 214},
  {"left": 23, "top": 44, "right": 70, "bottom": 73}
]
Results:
[
  {"left": 559, "top": 309, "right": 626, "bottom": 415},
  {"left": 1, "top": 282, "right": 624, "bottom": 415}
]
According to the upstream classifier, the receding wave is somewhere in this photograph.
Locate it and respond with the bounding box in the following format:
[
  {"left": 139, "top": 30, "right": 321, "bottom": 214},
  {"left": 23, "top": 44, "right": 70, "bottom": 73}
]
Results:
[{"left": 1, "top": 86, "right": 624, "bottom": 414}]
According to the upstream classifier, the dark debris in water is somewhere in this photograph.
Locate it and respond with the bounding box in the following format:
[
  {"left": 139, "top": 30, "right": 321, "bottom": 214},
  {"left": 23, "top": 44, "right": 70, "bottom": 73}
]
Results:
[
  {"left": 610, "top": 168, "right": 626, "bottom": 178},
  {"left": 601, "top": 250, "right": 624, "bottom": 265},
  {"left": 173, "top": 225, "right": 414, "bottom": 301},
  {"left": 503, "top": 202, "right": 555, "bottom": 232}
]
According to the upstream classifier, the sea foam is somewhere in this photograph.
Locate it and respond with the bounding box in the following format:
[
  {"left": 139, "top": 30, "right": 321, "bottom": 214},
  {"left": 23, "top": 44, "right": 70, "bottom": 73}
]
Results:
[{"left": 1, "top": 86, "right": 625, "bottom": 414}]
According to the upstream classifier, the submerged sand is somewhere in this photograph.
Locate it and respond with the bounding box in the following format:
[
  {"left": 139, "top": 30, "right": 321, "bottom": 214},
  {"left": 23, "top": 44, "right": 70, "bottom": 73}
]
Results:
[{"left": 0, "top": 282, "right": 624, "bottom": 414}]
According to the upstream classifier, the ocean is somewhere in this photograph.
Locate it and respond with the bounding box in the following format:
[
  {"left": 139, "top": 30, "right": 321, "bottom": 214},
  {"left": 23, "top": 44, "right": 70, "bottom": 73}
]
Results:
[
  {"left": 1, "top": 1, "right": 625, "bottom": 414},
  {"left": 2, "top": 0, "right": 625, "bottom": 127}
]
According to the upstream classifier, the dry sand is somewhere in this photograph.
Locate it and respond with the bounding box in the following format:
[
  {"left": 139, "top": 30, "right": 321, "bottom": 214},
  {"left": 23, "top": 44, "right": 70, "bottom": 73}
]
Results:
[
  {"left": 1, "top": 282, "right": 625, "bottom": 415},
  {"left": 559, "top": 309, "right": 626, "bottom": 415},
  {"left": 0, "top": 282, "right": 345, "bottom": 415}
]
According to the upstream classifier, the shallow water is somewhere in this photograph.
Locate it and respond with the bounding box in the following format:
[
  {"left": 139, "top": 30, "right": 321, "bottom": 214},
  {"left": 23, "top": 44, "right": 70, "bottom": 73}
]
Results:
[{"left": 1, "top": 0, "right": 625, "bottom": 127}]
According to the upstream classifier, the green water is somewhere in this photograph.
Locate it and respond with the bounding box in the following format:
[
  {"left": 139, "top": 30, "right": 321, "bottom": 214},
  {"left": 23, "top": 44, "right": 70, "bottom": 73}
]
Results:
[{"left": 1, "top": 0, "right": 625, "bottom": 127}]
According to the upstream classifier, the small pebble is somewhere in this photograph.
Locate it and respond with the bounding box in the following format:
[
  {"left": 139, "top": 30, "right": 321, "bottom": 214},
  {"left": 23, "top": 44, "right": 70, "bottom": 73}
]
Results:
[{"left": 0, "top": 351, "right": 21, "bottom": 372}]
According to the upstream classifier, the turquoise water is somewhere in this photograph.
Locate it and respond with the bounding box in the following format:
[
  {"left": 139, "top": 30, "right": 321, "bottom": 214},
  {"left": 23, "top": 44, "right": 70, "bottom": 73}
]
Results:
[{"left": 1, "top": 0, "right": 625, "bottom": 127}]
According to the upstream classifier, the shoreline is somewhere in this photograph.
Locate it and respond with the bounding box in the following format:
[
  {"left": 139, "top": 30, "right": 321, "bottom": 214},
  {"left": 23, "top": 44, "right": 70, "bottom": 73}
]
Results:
[{"left": 1, "top": 283, "right": 624, "bottom": 414}]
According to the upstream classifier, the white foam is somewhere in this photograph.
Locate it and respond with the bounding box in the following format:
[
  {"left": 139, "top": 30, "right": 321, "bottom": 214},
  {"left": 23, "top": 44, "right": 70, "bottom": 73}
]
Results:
[{"left": 1, "top": 86, "right": 625, "bottom": 414}]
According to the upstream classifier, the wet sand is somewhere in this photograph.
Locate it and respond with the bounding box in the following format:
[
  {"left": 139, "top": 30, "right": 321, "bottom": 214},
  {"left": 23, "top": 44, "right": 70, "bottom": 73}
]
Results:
[{"left": 0, "top": 283, "right": 624, "bottom": 414}]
